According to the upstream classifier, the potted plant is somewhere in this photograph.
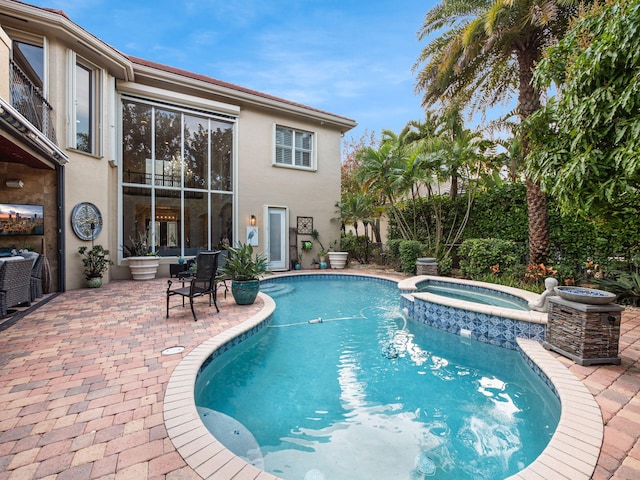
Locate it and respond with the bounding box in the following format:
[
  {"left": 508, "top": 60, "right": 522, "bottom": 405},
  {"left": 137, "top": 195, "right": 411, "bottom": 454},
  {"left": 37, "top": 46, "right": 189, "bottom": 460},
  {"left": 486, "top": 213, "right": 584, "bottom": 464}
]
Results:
[
  {"left": 293, "top": 252, "right": 302, "bottom": 270},
  {"left": 327, "top": 239, "right": 348, "bottom": 269},
  {"left": 299, "top": 240, "right": 313, "bottom": 269},
  {"left": 123, "top": 232, "right": 160, "bottom": 280},
  {"left": 311, "top": 229, "right": 328, "bottom": 268},
  {"left": 218, "top": 243, "right": 270, "bottom": 305},
  {"left": 78, "top": 245, "right": 113, "bottom": 288}
]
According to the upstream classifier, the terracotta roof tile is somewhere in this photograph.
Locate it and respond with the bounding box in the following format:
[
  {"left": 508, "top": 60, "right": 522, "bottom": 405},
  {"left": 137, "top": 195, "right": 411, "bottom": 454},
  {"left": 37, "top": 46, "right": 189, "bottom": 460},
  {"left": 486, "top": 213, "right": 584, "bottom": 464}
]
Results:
[
  {"left": 128, "top": 56, "right": 356, "bottom": 124},
  {"left": 13, "top": 1, "right": 70, "bottom": 20}
]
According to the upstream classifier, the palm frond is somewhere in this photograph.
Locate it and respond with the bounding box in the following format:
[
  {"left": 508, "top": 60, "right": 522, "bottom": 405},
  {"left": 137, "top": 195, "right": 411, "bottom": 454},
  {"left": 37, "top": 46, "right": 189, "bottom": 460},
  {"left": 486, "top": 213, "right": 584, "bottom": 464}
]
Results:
[{"left": 415, "top": 0, "right": 583, "bottom": 117}]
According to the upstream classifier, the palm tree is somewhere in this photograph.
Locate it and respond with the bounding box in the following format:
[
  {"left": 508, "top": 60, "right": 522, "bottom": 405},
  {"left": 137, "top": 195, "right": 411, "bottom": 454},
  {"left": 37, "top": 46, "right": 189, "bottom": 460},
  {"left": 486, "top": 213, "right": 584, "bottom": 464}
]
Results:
[
  {"left": 357, "top": 130, "right": 414, "bottom": 240},
  {"left": 414, "top": 0, "right": 589, "bottom": 264},
  {"left": 337, "top": 192, "right": 374, "bottom": 237},
  {"left": 398, "top": 116, "right": 441, "bottom": 200},
  {"left": 434, "top": 104, "right": 494, "bottom": 200},
  {"left": 425, "top": 109, "right": 493, "bottom": 256}
]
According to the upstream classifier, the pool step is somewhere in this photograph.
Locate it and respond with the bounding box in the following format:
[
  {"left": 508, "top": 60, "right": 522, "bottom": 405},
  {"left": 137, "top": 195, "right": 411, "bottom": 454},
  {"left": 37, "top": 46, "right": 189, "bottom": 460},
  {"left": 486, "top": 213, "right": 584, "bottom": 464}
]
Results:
[
  {"left": 197, "top": 407, "right": 264, "bottom": 469},
  {"left": 260, "top": 283, "right": 295, "bottom": 297}
]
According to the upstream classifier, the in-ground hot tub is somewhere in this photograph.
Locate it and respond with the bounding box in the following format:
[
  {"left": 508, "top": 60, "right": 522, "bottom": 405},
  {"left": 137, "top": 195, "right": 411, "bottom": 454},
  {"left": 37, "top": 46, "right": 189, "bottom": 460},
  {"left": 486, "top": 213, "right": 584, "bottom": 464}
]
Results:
[{"left": 398, "top": 275, "right": 548, "bottom": 348}]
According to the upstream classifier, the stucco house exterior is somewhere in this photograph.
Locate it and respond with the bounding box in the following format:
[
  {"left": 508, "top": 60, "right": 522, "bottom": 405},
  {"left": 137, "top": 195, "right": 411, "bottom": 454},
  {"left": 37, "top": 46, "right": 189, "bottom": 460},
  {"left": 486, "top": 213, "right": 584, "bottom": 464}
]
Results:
[{"left": 0, "top": 0, "right": 356, "bottom": 291}]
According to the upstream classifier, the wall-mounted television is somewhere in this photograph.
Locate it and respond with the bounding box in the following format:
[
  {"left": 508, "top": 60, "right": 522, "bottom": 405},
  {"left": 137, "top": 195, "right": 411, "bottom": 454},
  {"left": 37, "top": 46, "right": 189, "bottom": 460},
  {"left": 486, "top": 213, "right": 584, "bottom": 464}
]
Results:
[{"left": 0, "top": 204, "right": 44, "bottom": 236}]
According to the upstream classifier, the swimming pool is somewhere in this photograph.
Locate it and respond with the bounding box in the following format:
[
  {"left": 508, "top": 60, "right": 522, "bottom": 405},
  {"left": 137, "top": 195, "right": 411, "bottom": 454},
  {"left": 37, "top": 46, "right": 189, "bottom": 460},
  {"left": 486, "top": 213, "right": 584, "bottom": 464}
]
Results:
[
  {"left": 195, "top": 276, "right": 559, "bottom": 479},
  {"left": 164, "top": 272, "right": 603, "bottom": 480}
]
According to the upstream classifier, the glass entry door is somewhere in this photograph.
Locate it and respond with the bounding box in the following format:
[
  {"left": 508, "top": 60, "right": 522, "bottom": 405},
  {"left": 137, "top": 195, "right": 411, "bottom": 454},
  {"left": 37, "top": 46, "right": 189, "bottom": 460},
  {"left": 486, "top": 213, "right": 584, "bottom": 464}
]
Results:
[{"left": 267, "top": 207, "right": 287, "bottom": 270}]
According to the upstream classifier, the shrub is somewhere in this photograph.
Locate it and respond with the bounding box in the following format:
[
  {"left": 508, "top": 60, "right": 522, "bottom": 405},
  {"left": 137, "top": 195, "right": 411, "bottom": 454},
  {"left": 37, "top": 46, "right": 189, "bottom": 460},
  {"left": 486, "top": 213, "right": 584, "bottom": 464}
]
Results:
[
  {"left": 473, "top": 272, "right": 544, "bottom": 293},
  {"left": 458, "top": 238, "right": 518, "bottom": 279},
  {"left": 385, "top": 239, "right": 403, "bottom": 269},
  {"left": 340, "top": 232, "right": 356, "bottom": 256},
  {"left": 553, "top": 263, "right": 580, "bottom": 286},
  {"left": 351, "top": 235, "right": 372, "bottom": 264},
  {"left": 597, "top": 271, "right": 640, "bottom": 306},
  {"left": 399, "top": 240, "right": 424, "bottom": 274},
  {"left": 524, "top": 263, "right": 558, "bottom": 288},
  {"left": 368, "top": 242, "right": 385, "bottom": 265},
  {"left": 437, "top": 254, "right": 453, "bottom": 276}
]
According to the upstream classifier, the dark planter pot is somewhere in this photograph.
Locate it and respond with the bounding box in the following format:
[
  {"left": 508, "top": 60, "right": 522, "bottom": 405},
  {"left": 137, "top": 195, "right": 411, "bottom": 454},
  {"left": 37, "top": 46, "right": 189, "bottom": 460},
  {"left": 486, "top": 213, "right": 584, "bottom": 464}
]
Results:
[
  {"left": 86, "top": 275, "right": 103, "bottom": 288},
  {"left": 231, "top": 279, "right": 260, "bottom": 305}
]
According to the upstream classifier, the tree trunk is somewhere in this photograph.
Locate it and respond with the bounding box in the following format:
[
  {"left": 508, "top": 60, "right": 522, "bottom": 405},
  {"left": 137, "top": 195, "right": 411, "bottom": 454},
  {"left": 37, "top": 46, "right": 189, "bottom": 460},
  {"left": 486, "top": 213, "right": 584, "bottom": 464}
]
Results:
[
  {"left": 450, "top": 174, "right": 458, "bottom": 200},
  {"left": 518, "top": 47, "right": 549, "bottom": 265},
  {"left": 525, "top": 178, "right": 550, "bottom": 264},
  {"left": 372, "top": 218, "right": 382, "bottom": 243}
]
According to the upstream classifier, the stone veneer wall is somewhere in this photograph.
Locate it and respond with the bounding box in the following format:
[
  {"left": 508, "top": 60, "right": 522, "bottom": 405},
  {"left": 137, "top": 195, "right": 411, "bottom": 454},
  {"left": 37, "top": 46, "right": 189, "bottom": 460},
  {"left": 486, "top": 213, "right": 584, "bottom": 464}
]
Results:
[{"left": 0, "top": 163, "right": 58, "bottom": 292}]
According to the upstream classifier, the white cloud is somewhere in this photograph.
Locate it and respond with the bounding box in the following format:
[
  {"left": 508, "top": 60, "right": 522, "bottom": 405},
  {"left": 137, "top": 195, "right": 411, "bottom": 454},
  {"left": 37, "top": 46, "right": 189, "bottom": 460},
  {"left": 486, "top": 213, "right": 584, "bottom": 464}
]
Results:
[{"left": 27, "top": 0, "right": 434, "bottom": 140}]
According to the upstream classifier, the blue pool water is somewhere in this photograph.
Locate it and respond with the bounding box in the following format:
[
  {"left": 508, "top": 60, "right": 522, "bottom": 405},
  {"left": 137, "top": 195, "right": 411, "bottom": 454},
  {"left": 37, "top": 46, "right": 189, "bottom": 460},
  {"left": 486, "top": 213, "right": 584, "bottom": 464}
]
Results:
[
  {"left": 195, "top": 276, "right": 560, "bottom": 480},
  {"left": 417, "top": 281, "right": 530, "bottom": 311}
]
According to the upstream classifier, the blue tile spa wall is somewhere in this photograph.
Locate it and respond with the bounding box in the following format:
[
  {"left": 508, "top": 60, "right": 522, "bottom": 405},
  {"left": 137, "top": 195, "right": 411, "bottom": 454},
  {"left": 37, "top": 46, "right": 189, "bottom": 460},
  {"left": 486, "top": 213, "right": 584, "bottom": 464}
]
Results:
[{"left": 401, "top": 294, "right": 546, "bottom": 350}]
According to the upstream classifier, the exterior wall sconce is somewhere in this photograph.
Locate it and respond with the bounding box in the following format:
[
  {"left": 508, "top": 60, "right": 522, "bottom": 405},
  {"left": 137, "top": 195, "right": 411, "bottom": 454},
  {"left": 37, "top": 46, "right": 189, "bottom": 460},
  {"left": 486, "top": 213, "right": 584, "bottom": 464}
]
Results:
[
  {"left": 5, "top": 179, "right": 24, "bottom": 188},
  {"left": 250, "top": 215, "right": 256, "bottom": 226}
]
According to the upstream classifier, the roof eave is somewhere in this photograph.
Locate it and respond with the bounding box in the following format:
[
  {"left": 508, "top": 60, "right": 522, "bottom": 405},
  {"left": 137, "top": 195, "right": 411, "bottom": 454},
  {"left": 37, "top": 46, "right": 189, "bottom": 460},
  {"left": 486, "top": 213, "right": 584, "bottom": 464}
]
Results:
[{"left": 0, "top": 0, "right": 134, "bottom": 81}]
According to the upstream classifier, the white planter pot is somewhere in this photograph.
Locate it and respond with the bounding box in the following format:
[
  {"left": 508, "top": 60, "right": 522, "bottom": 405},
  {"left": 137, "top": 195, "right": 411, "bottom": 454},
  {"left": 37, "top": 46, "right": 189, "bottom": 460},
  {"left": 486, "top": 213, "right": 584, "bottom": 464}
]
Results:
[
  {"left": 126, "top": 256, "right": 160, "bottom": 280},
  {"left": 327, "top": 252, "right": 348, "bottom": 269}
]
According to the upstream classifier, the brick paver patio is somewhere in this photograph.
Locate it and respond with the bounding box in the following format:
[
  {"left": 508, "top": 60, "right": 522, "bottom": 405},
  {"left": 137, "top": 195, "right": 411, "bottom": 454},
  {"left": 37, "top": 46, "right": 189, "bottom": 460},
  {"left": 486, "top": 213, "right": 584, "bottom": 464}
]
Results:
[{"left": 0, "top": 273, "right": 638, "bottom": 479}]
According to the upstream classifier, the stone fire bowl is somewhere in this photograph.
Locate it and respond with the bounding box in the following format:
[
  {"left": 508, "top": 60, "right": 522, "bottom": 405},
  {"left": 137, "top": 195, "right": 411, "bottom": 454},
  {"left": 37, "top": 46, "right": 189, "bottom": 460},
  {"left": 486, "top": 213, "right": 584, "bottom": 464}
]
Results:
[{"left": 554, "top": 286, "right": 617, "bottom": 305}]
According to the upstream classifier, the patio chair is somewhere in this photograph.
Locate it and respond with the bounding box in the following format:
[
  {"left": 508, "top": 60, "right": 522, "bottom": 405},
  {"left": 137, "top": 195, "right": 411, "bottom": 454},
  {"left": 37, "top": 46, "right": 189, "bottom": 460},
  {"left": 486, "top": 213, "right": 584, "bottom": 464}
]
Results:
[
  {"left": 0, "top": 258, "right": 33, "bottom": 317},
  {"left": 166, "top": 250, "right": 220, "bottom": 321},
  {"left": 29, "top": 253, "right": 44, "bottom": 301},
  {"left": 216, "top": 249, "right": 229, "bottom": 298}
]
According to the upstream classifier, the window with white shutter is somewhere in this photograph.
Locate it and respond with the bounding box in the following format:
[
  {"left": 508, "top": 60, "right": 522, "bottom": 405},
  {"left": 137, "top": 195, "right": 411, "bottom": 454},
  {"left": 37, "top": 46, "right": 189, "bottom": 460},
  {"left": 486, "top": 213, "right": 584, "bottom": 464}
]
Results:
[{"left": 274, "top": 125, "right": 315, "bottom": 170}]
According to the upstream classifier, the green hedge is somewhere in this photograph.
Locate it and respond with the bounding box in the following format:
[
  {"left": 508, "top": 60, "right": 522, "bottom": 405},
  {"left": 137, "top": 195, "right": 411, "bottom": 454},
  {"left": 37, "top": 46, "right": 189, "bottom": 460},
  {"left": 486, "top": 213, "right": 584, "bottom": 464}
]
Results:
[
  {"left": 458, "top": 238, "right": 519, "bottom": 279},
  {"left": 463, "top": 183, "right": 529, "bottom": 245},
  {"left": 388, "top": 182, "right": 640, "bottom": 276}
]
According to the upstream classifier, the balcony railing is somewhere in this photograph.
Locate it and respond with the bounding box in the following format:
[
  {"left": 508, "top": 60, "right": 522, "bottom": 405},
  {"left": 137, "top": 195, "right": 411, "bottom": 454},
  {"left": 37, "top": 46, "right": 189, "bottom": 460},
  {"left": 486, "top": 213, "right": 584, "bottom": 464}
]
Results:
[{"left": 9, "top": 59, "right": 58, "bottom": 144}]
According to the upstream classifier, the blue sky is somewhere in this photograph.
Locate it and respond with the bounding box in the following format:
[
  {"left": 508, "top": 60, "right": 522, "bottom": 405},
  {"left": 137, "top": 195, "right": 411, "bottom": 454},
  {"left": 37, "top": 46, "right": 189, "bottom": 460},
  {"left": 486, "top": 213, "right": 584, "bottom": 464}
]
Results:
[{"left": 27, "top": 0, "right": 438, "bottom": 144}]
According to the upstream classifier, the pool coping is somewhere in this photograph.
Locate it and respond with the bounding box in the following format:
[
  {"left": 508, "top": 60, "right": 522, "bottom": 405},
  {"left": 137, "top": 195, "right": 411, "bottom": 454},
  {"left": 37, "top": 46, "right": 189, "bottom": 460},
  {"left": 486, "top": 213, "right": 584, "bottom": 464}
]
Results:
[{"left": 164, "top": 274, "right": 603, "bottom": 480}]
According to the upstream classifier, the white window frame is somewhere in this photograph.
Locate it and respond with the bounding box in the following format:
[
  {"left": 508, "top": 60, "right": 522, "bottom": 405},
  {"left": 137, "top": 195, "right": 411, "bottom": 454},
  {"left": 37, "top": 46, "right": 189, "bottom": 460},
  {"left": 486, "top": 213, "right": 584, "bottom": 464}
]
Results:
[
  {"left": 8, "top": 29, "right": 48, "bottom": 95},
  {"left": 118, "top": 95, "right": 238, "bottom": 261},
  {"left": 273, "top": 124, "right": 317, "bottom": 171},
  {"left": 66, "top": 50, "right": 102, "bottom": 156}
]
